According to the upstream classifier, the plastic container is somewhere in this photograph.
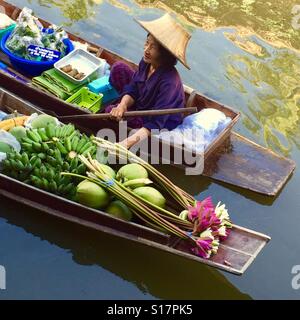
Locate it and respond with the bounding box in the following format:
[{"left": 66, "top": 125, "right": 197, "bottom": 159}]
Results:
[
  {"left": 66, "top": 87, "right": 103, "bottom": 113},
  {"left": 0, "top": 31, "right": 74, "bottom": 77},
  {"left": 87, "top": 75, "right": 119, "bottom": 104},
  {"left": 0, "top": 111, "right": 8, "bottom": 121},
  {"left": 0, "top": 23, "right": 15, "bottom": 42},
  {"left": 54, "top": 48, "right": 103, "bottom": 84}
]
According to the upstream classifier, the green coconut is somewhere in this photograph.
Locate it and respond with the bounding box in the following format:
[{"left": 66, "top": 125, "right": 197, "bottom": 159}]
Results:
[
  {"left": 9, "top": 126, "right": 27, "bottom": 142},
  {"left": 106, "top": 200, "right": 132, "bottom": 221},
  {"left": 98, "top": 164, "right": 116, "bottom": 179},
  {"left": 0, "top": 141, "right": 13, "bottom": 153},
  {"left": 31, "top": 114, "right": 57, "bottom": 129},
  {"left": 116, "top": 163, "right": 148, "bottom": 187},
  {"left": 133, "top": 186, "right": 166, "bottom": 208},
  {"left": 76, "top": 180, "right": 110, "bottom": 209}
]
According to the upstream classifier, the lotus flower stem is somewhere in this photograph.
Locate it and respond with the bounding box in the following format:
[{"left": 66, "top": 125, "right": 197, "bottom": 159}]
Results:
[{"left": 62, "top": 139, "right": 233, "bottom": 259}]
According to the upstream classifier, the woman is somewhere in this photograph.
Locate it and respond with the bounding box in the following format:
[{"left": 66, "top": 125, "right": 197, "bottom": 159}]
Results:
[{"left": 107, "top": 14, "right": 191, "bottom": 148}]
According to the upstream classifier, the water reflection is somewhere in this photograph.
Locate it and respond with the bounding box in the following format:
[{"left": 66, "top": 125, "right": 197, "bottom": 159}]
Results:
[
  {"left": 224, "top": 46, "right": 300, "bottom": 156},
  {"left": 31, "top": 0, "right": 132, "bottom": 23},
  {"left": 132, "top": 1, "right": 300, "bottom": 156},
  {"left": 135, "top": 0, "right": 300, "bottom": 52},
  {"left": 30, "top": 0, "right": 98, "bottom": 22},
  {"left": 29, "top": 0, "right": 300, "bottom": 52}
]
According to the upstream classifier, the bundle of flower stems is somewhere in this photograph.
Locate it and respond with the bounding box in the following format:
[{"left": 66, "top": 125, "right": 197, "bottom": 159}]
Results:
[{"left": 64, "top": 137, "right": 232, "bottom": 259}]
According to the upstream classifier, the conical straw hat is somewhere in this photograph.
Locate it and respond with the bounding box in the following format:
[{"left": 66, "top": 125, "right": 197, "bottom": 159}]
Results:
[{"left": 136, "top": 13, "right": 191, "bottom": 69}]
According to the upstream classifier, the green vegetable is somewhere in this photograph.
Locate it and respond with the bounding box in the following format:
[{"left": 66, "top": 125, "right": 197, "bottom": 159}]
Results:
[
  {"left": 116, "top": 163, "right": 148, "bottom": 187},
  {"left": 133, "top": 186, "right": 166, "bottom": 208},
  {"left": 76, "top": 180, "right": 110, "bottom": 209},
  {"left": 45, "top": 124, "right": 56, "bottom": 139},
  {"left": 9, "top": 126, "right": 27, "bottom": 142},
  {"left": 106, "top": 200, "right": 132, "bottom": 221},
  {"left": 37, "top": 128, "right": 49, "bottom": 141},
  {"left": 97, "top": 164, "right": 116, "bottom": 179},
  {"left": 27, "top": 130, "right": 41, "bottom": 143},
  {"left": 31, "top": 115, "right": 57, "bottom": 129}
]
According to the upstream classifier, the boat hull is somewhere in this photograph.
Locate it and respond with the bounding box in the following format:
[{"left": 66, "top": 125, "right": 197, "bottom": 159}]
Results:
[{"left": 0, "top": 87, "right": 271, "bottom": 275}]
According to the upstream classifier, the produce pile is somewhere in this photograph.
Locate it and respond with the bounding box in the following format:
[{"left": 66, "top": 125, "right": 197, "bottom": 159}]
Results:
[
  {"left": 60, "top": 64, "right": 86, "bottom": 81},
  {"left": 0, "top": 112, "right": 233, "bottom": 259},
  {"left": 1, "top": 114, "right": 96, "bottom": 198},
  {"left": 5, "top": 7, "right": 69, "bottom": 60},
  {"left": 65, "top": 138, "right": 233, "bottom": 259}
]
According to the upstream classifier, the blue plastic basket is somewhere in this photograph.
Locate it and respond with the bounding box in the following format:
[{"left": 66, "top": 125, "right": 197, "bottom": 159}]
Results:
[{"left": 0, "top": 31, "right": 74, "bottom": 77}]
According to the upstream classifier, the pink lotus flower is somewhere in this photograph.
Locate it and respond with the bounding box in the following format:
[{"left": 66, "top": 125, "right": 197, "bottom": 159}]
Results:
[
  {"left": 188, "top": 197, "right": 221, "bottom": 234},
  {"left": 188, "top": 197, "right": 214, "bottom": 222},
  {"left": 191, "top": 229, "right": 215, "bottom": 259},
  {"left": 187, "top": 198, "right": 232, "bottom": 258},
  {"left": 192, "top": 237, "right": 213, "bottom": 259}
]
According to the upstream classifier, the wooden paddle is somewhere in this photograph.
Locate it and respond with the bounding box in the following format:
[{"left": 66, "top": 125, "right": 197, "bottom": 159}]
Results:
[{"left": 58, "top": 107, "right": 198, "bottom": 120}]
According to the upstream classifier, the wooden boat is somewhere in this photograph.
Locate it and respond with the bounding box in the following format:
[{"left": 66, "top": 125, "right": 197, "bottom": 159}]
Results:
[
  {"left": 0, "top": 87, "right": 270, "bottom": 275},
  {"left": 0, "top": 0, "right": 296, "bottom": 197}
]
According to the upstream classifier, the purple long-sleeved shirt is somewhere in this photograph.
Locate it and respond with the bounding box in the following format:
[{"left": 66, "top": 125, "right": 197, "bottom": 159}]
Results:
[{"left": 122, "top": 59, "right": 185, "bottom": 131}]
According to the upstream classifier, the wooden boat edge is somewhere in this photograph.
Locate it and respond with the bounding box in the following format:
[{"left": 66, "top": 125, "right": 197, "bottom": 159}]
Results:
[
  {"left": 0, "top": 172, "right": 266, "bottom": 276},
  {"left": 231, "top": 132, "right": 296, "bottom": 196}
]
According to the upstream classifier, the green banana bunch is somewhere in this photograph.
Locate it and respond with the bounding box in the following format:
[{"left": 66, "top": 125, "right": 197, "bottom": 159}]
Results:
[
  {"left": 3, "top": 122, "right": 97, "bottom": 199},
  {"left": 2, "top": 151, "right": 33, "bottom": 181}
]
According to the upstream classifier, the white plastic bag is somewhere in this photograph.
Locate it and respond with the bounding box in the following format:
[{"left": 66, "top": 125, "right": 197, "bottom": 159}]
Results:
[
  {"left": 97, "top": 59, "right": 110, "bottom": 78},
  {"left": 180, "top": 108, "right": 231, "bottom": 147},
  {"left": 157, "top": 126, "right": 206, "bottom": 153},
  {"left": 0, "top": 129, "right": 21, "bottom": 165},
  {"left": 0, "top": 129, "right": 21, "bottom": 151},
  {"left": 6, "top": 7, "right": 68, "bottom": 60},
  {"left": 183, "top": 108, "right": 227, "bottom": 130},
  {"left": 157, "top": 108, "right": 231, "bottom": 152}
]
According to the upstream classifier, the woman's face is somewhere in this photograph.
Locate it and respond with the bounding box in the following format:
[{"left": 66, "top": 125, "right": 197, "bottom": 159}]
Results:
[{"left": 143, "top": 34, "right": 161, "bottom": 66}]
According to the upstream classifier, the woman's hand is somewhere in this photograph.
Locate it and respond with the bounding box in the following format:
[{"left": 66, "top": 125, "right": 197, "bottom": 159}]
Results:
[{"left": 110, "top": 103, "right": 127, "bottom": 121}]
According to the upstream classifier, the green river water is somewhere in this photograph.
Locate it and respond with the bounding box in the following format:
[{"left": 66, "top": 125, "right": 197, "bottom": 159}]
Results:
[{"left": 0, "top": 0, "right": 300, "bottom": 299}]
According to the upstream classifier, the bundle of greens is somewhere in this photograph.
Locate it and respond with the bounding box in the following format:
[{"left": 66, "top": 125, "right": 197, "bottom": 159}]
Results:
[
  {"left": 5, "top": 7, "right": 68, "bottom": 60},
  {"left": 64, "top": 137, "right": 233, "bottom": 259}
]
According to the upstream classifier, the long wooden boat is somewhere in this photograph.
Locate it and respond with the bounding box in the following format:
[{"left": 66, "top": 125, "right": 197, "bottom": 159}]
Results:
[
  {"left": 0, "top": 87, "right": 270, "bottom": 275},
  {"left": 0, "top": 0, "right": 296, "bottom": 197}
]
